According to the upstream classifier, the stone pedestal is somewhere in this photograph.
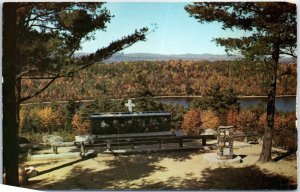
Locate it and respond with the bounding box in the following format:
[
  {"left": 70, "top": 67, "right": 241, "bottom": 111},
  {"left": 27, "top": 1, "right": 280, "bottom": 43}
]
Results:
[{"left": 217, "top": 126, "right": 234, "bottom": 160}]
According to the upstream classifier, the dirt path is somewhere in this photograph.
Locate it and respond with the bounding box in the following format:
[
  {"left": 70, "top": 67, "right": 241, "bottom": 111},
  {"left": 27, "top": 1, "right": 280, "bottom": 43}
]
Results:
[{"left": 22, "top": 143, "right": 297, "bottom": 190}]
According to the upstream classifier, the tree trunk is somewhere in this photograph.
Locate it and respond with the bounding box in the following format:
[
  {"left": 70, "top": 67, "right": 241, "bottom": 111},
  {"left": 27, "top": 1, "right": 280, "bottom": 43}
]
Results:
[
  {"left": 3, "top": 3, "right": 19, "bottom": 186},
  {"left": 259, "top": 44, "right": 279, "bottom": 162}
]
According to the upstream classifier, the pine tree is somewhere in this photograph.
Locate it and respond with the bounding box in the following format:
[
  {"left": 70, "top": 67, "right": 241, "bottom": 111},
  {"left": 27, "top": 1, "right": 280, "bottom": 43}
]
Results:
[
  {"left": 185, "top": 2, "right": 296, "bottom": 162},
  {"left": 3, "top": 2, "right": 148, "bottom": 185}
]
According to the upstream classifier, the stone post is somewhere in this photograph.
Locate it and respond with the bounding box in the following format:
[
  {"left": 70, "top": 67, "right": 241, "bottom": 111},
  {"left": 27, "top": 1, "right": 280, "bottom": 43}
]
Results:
[{"left": 217, "top": 126, "right": 234, "bottom": 160}]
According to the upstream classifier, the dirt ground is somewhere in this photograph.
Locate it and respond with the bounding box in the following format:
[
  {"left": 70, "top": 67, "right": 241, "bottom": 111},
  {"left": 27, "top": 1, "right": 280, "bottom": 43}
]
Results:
[{"left": 21, "top": 141, "right": 297, "bottom": 190}]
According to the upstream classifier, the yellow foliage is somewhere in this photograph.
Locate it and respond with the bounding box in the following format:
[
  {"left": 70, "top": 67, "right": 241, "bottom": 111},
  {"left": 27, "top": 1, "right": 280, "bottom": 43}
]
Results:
[
  {"left": 37, "top": 107, "right": 61, "bottom": 132},
  {"left": 200, "top": 110, "right": 220, "bottom": 129}
]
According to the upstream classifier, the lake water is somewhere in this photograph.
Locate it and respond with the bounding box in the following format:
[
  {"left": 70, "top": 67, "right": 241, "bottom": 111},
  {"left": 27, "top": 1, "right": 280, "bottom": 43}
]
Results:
[{"left": 155, "top": 96, "right": 296, "bottom": 112}]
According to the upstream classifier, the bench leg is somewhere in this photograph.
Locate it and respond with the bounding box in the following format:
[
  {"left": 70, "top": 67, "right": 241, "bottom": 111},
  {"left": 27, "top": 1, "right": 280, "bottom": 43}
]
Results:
[
  {"left": 244, "top": 137, "right": 248, "bottom": 143},
  {"left": 131, "top": 141, "right": 135, "bottom": 150},
  {"left": 106, "top": 140, "right": 111, "bottom": 151},
  {"left": 202, "top": 138, "right": 206, "bottom": 146},
  {"left": 158, "top": 140, "right": 161, "bottom": 149},
  {"left": 27, "top": 148, "right": 32, "bottom": 157},
  {"left": 179, "top": 139, "right": 183, "bottom": 147},
  {"left": 53, "top": 146, "right": 58, "bottom": 154},
  {"left": 80, "top": 142, "right": 85, "bottom": 154}
]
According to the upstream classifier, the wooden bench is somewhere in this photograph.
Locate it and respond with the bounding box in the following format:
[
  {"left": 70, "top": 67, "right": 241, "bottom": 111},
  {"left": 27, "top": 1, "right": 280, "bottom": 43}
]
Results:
[
  {"left": 104, "top": 135, "right": 215, "bottom": 150},
  {"left": 75, "top": 133, "right": 215, "bottom": 151},
  {"left": 20, "top": 142, "right": 77, "bottom": 156},
  {"left": 75, "top": 131, "right": 175, "bottom": 150}
]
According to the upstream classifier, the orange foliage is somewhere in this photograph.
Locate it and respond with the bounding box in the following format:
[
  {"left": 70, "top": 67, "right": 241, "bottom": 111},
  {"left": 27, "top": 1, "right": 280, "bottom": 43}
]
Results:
[
  {"left": 258, "top": 112, "right": 297, "bottom": 150},
  {"left": 181, "top": 109, "right": 202, "bottom": 135},
  {"left": 226, "top": 109, "right": 239, "bottom": 127},
  {"left": 236, "top": 109, "right": 257, "bottom": 132},
  {"left": 71, "top": 113, "right": 90, "bottom": 135}
]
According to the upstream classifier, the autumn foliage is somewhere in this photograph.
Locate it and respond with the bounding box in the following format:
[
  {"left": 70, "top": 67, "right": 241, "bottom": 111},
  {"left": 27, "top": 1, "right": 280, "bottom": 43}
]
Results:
[
  {"left": 19, "top": 106, "right": 65, "bottom": 133},
  {"left": 181, "top": 109, "right": 202, "bottom": 135},
  {"left": 258, "top": 112, "right": 297, "bottom": 150},
  {"left": 236, "top": 109, "right": 257, "bottom": 132},
  {"left": 21, "top": 60, "right": 296, "bottom": 103},
  {"left": 226, "top": 109, "right": 239, "bottom": 127},
  {"left": 71, "top": 113, "right": 90, "bottom": 135},
  {"left": 200, "top": 110, "right": 220, "bottom": 130}
]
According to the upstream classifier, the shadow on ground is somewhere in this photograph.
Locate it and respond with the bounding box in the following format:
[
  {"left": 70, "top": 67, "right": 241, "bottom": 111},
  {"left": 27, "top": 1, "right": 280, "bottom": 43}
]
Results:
[
  {"left": 25, "top": 150, "right": 297, "bottom": 190},
  {"left": 145, "top": 165, "right": 296, "bottom": 190}
]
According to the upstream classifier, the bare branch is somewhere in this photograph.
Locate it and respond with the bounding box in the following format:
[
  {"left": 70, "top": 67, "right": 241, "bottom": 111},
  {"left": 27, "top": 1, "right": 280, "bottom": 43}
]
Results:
[{"left": 20, "top": 74, "right": 59, "bottom": 103}]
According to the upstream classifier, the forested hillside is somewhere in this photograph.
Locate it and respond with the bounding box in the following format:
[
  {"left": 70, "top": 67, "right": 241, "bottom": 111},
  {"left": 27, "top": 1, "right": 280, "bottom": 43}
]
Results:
[{"left": 21, "top": 60, "right": 296, "bottom": 103}]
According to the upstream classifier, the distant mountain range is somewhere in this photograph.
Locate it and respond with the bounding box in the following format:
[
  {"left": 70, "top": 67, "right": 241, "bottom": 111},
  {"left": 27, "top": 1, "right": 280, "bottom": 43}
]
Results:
[{"left": 75, "top": 52, "right": 295, "bottom": 63}]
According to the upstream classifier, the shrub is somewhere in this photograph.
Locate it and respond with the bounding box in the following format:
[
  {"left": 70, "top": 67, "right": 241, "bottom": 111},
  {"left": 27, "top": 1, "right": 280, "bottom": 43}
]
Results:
[
  {"left": 236, "top": 109, "right": 257, "bottom": 132},
  {"left": 259, "top": 112, "right": 297, "bottom": 150},
  {"left": 200, "top": 110, "right": 220, "bottom": 129},
  {"left": 72, "top": 113, "right": 91, "bottom": 135},
  {"left": 163, "top": 104, "right": 186, "bottom": 130},
  {"left": 37, "top": 107, "right": 60, "bottom": 132},
  {"left": 181, "top": 109, "right": 202, "bottom": 135},
  {"left": 226, "top": 109, "right": 239, "bottom": 127}
]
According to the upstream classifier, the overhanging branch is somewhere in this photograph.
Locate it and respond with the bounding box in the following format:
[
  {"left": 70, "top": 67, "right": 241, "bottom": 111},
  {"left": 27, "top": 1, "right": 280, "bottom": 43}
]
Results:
[{"left": 19, "top": 74, "right": 60, "bottom": 103}]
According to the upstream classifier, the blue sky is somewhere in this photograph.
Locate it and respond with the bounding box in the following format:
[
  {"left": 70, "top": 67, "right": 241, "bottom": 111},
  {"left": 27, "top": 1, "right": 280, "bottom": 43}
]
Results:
[{"left": 79, "top": 2, "right": 251, "bottom": 55}]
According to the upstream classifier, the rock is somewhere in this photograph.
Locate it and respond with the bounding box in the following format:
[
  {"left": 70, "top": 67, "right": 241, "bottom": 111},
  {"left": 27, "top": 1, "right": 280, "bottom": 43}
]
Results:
[
  {"left": 42, "top": 135, "right": 63, "bottom": 144},
  {"left": 25, "top": 166, "right": 39, "bottom": 178},
  {"left": 201, "top": 128, "right": 217, "bottom": 136}
]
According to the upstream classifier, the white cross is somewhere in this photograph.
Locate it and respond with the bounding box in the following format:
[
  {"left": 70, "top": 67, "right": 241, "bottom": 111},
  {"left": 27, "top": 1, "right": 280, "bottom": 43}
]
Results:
[{"left": 125, "top": 99, "right": 135, "bottom": 112}]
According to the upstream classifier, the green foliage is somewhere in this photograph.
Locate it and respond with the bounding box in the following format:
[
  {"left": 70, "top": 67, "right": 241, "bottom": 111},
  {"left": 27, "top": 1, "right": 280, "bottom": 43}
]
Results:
[
  {"left": 134, "top": 88, "right": 164, "bottom": 112},
  {"left": 65, "top": 99, "right": 81, "bottom": 130},
  {"left": 190, "top": 84, "right": 240, "bottom": 113},
  {"left": 246, "top": 102, "right": 266, "bottom": 119},
  {"left": 16, "top": 3, "right": 148, "bottom": 104},
  {"left": 163, "top": 104, "right": 186, "bottom": 130}
]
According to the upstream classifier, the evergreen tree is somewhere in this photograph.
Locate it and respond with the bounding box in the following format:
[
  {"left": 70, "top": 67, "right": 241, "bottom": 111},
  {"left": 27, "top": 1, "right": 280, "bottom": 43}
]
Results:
[
  {"left": 190, "top": 84, "right": 239, "bottom": 113},
  {"left": 185, "top": 2, "right": 296, "bottom": 162},
  {"left": 65, "top": 99, "right": 81, "bottom": 130},
  {"left": 3, "top": 2, "right": 148, "bottom": 185}
]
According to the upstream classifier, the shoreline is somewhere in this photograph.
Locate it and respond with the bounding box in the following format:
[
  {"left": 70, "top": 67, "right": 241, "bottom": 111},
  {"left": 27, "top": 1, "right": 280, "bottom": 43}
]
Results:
[
  {"left": 20, "top": 95, "right": 296, "bottom": 106},
  {"left": 153, "top": 95, "right": 296, "bottom": 99}
]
